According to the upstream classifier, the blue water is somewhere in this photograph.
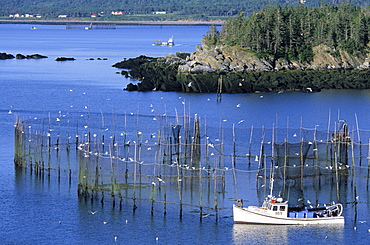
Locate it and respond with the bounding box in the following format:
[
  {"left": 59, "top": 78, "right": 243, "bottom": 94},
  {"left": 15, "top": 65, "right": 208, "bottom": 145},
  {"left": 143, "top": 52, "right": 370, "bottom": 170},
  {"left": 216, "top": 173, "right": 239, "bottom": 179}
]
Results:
[{"left": 1, "top": 24, "right": 370, "bottom": 244}]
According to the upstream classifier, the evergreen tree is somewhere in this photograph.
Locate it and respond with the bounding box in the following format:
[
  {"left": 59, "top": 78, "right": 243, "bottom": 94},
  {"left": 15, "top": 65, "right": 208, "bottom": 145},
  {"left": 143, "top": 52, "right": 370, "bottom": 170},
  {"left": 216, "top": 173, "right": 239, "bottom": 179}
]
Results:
[{"left": 206, "top": 3, "right": 370, "bottom": 61}]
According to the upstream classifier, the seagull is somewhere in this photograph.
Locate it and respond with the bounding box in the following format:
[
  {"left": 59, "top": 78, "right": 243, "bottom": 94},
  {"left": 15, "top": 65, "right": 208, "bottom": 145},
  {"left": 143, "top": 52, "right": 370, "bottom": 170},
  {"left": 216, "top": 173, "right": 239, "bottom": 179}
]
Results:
[
  {"left": 103, "top": 221, "right": 108, "bottom": 225},
  {"left": 236, "top": 104, "right": 241, "bottom": 107},
  {"left": 151, "top": 182, "right": 156, "bottom": 186},
  {"left": 115, "top": 236, "right": 118, "bottom": 242},
  {"left": 157, "top": 177, "right": 165, "bottom": 183},
  {"left": 90, "top": 211, "right": 98, "bottom": 214},
  {"left": 359, "top": 221, "right": 366, "bottom": 223},
  {"left": 238, "top": 120, "right": 245, "bottom": 124}
]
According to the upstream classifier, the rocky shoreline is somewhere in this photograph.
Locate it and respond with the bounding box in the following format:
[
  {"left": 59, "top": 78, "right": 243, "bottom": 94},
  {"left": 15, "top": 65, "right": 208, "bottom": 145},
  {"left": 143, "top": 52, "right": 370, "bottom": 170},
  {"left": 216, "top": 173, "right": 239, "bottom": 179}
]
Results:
[{"left": 114, "top": 43, "right": 370, "bottom": 93}]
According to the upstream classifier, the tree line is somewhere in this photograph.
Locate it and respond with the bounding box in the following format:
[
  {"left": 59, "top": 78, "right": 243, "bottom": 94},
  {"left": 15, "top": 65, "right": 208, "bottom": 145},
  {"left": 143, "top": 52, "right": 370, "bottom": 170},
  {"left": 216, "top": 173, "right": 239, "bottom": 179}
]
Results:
[
  {"left": 203, "top": 3, "right": 370, "bottom": 61},
  {"left": 0, "top": 0, "right": 369, "bottom": 20}
]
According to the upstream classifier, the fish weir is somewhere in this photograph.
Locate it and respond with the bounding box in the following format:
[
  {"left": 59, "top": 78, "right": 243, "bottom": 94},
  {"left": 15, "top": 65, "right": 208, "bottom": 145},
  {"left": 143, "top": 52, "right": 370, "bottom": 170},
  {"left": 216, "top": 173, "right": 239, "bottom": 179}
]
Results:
[{"left": 13, "top": 111, "right": 370, "bottom": 219}]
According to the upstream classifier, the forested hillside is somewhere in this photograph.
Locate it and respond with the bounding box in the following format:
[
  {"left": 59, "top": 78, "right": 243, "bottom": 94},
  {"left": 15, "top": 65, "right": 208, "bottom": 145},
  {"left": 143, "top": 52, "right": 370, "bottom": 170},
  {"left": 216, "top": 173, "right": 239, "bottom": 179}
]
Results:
[
  {"left": 0, "top": 0, "right": 368, "bottom": 20},
  {"left": 204, "top": 3, "right": 370, "bottom": 62}
]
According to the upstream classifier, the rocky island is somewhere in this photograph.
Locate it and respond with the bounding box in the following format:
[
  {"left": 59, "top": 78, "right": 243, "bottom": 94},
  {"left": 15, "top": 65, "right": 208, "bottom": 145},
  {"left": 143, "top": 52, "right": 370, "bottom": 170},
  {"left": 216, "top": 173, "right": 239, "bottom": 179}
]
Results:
[
  {"left": 114, "top": 4, "right": 370, "bottom": 93},
  {"left": 114, "top": 44, "right": 370, "bottom": 93}
]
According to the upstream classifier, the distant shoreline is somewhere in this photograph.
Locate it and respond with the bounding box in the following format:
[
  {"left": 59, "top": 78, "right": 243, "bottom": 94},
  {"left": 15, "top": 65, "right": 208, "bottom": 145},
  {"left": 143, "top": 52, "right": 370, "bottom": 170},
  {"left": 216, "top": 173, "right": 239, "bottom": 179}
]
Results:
[{"left": 0, "top": 19, "right": 224, "bottom": 26}]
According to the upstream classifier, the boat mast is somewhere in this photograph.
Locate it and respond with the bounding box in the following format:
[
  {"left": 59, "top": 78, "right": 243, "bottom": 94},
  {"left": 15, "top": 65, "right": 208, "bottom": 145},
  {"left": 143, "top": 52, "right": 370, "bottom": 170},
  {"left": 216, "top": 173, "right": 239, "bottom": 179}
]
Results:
[{"left": 269, "top": 124, "right": 275, "bottom": 197}]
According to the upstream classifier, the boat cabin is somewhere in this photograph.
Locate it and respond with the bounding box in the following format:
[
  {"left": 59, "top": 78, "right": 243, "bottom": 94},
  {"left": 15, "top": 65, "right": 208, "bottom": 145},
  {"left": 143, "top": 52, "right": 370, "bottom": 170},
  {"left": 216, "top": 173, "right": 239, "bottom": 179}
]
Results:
[{"left": 261, "top": 196, "right": 288, "bottom": 217}]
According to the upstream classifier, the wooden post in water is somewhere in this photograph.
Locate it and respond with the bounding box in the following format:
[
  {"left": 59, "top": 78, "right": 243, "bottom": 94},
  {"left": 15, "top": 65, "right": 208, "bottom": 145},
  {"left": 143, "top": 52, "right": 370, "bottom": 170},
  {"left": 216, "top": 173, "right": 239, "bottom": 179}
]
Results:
[
  {"left": 367, "top": 138, "right": 370, "bottom": 190},
  {"left": 217, "top": 75, "right": 222, "bottom": 102},
  {"left": 163, "top": 193, "right": 167, "bottom": 216},
  {"left": 355, "top": 113, "right": 362, "bottom": 166},
  {"left": 248, "top": 126, "right": 253, "bottom": 166},
  {"left": 151, "top": 182, "right": 155, "bottom": 216},
  {"left": 214, "top": 195, "right": 218, "bottom": 222}
]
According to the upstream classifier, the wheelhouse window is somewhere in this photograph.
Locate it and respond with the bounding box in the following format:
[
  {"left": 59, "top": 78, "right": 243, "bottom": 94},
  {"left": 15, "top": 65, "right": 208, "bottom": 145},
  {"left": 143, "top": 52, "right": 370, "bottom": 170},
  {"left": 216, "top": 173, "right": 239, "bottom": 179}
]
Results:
[
  {"left": 280, "top": 206, "right": 286, "bottom": 211},
  {"left": 273, "top": 206, "right": 278, "bottom": 211}
]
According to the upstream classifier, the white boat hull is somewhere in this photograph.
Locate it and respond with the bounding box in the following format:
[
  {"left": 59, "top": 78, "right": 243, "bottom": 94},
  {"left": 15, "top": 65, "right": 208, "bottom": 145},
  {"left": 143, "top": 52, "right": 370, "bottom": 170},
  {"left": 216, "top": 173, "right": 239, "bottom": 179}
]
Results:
[{"left": 233, "top": 205, "right": 344, "bottom": 225}]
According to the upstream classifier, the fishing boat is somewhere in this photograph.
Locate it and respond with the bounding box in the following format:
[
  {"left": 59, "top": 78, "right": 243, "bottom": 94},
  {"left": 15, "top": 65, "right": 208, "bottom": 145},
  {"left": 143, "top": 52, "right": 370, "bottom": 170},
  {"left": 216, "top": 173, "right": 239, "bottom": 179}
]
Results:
[
  {"left": 152, "top": 37, "right": 174, "bottom": 46},
  {"left": 233, "top": 196, "right": 344, "bottom": 225}
]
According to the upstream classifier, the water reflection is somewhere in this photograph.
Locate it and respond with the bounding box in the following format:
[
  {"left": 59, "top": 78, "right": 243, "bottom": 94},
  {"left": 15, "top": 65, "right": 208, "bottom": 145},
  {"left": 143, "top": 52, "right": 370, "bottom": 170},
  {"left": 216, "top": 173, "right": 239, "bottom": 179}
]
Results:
[
  {"left": 233, "top": 224, "right": 289, "bottom": 244},
  {"left": 232, "top": 223, "right": 344, "bottom": 245}
]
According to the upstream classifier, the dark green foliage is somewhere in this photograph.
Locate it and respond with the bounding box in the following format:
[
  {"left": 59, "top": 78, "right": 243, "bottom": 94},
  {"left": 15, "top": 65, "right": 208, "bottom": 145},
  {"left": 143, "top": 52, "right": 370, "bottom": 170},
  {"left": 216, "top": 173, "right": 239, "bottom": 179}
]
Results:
[
  {"left": 0, "top": 0, "right": 369, "bottom": 20},
  {"left": 203, "top": 25, "right": 220, "bottom": 46},
  {"left": 125, "top": 59, "right": 180, "bottom": 91},
  {"left": 203, "top": 3, "right": 370, "bottom": 61}
]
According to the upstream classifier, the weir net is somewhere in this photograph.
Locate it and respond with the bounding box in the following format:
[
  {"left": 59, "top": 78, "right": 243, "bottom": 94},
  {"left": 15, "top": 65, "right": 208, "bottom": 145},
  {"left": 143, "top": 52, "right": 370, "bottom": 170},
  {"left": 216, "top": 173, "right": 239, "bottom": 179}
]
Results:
[{"left": 13, "top": 112, "right": 370, "bottom": 217}]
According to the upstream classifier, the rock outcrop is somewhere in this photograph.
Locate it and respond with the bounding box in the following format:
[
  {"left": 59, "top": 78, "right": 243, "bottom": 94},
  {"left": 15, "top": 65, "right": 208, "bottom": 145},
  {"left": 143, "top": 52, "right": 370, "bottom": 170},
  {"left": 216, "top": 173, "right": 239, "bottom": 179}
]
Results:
[
  {"left": 116, "top": 44, "right": 370, "bottom": 93},
  {"left": 178, "top": 42, "right": 370, "bottom": 74},
  {"left": 0, "top": 53, "right": 48, "bottom": 59},
  {"left": 0, "top": 52, "right": 15, "bottom": 59},
  {"left": 16, "top": 53, "right": 48, "bottom": 59},
  {"left": 55, "top": 57, "right": 75, "bottom": 61}
]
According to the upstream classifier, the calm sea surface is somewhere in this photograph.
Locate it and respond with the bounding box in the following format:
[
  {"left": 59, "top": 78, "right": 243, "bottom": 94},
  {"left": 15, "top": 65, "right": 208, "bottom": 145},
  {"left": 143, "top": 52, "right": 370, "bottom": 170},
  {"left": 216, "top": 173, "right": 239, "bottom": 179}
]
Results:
[{"left": 1, "top": 24, "right": 370, "bottom": 244}]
